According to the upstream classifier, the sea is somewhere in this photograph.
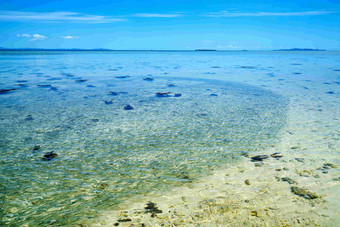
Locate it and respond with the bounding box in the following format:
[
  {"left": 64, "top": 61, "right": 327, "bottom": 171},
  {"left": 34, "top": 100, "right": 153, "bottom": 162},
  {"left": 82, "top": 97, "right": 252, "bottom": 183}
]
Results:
[{"left": 0, "top": 50, "right": 339, "bottom": 226}]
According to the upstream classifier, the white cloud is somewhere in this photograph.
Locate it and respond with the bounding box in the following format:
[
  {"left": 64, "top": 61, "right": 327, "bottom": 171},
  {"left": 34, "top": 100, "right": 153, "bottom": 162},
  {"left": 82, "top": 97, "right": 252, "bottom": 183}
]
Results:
[
  {"left": 132, "top": 13, "right": 181, "bottom": 18},
  {"left": 17, "top": 33, "right": 31, "bottom": 37},
  {"left": 204, "top": 10, "right": 337, "bottom": 17},
  {"left": 61, "top": 35, "right": 79, "bottom": 39},
  {"left": 0, "top": 11, "right": 126, "bottom": 23},
  {"left": 29, "top": 34, "right": 47, "bottom": 41}
]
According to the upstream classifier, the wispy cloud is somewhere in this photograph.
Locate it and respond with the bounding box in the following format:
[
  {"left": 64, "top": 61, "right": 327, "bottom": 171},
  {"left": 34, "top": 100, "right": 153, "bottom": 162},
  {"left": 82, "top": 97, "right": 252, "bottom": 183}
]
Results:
[
  {"left": 61, "top": 35, "right": 79, "bottom": 39},
  {"left": 30, "top": 34, "right": 47, "bottom": 41},
  {"left": 204, "top": 10, "right": 337, "bottom": 17},
  {"left": 132, "top": 13, "right": 181, "bottom": 18},
  {"left": 17, "top": 33, "right": 47, "bottom": 41},
  {"left": 0, "top": 11, "right": 126, "bottom": 23},
  {"left": 17, "top": 34, "right": 31, "bottom": 37}
]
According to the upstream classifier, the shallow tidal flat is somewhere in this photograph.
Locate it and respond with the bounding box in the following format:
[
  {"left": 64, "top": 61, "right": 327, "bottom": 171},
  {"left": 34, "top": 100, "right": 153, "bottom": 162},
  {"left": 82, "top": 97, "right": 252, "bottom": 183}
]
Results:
[
  {"left": 94, "top": 91, "right": 340, "bottom": 226},
  {"left": 0, "top": 51, "right": 339, "bottom": 226}
]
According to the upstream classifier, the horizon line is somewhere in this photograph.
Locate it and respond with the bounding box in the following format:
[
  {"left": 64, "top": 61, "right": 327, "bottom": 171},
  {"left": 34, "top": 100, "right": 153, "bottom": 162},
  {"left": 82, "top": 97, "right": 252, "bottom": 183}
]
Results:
[{"left": 0, "top": 48, "right": 335, "bottom": 52}]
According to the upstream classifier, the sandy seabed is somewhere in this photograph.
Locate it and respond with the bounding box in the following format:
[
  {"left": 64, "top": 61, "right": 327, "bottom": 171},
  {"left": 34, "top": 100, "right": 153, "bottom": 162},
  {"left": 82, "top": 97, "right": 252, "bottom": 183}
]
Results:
[{"left": 88, "top": 76, "right": 340, "bottom": 226}]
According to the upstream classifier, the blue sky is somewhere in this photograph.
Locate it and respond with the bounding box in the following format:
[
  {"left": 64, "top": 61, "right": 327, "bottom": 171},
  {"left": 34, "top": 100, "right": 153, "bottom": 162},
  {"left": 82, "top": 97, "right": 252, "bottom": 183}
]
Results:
[{"left": 0, "top": 0, "right": 339, "bottom": 50}]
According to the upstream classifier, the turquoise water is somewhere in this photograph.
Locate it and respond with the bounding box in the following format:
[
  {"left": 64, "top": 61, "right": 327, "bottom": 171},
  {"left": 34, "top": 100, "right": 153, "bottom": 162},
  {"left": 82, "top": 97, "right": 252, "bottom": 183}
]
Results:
[{"left": 0, "top": 51, "right": 339, "bottom": 225}]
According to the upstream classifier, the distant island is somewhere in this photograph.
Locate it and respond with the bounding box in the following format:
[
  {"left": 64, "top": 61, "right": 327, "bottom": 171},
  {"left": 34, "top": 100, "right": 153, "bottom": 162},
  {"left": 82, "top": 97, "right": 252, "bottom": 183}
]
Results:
[
  {"left": 274, "top": 48, "right": 326, "bottom": 51},
  {"left": 0, "top": 48, "right": 113, "bottom": 51},
  {"left": 0, "top": 48, "right": 193, "bottom": 52}
]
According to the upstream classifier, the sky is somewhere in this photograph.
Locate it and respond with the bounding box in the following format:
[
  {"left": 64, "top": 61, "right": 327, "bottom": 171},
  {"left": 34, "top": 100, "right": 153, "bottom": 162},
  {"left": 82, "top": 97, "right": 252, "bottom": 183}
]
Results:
[{"left": 0, "top": 0, "right": 339, "bottom": 50}]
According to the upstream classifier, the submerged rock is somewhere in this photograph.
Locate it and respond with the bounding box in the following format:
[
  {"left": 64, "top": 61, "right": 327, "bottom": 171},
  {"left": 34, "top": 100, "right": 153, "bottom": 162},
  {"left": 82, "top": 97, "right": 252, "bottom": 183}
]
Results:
[
  {"left": 333, "top": 177, "right": 340, "bottom": 181},
  {"left": 174, "top": 93, "right": 182, "bottom": 97},
  {"left": 143, "top": 77, "right": 154, "bottom": 81},
  {"left": 0, "top": 88, "right": 16, "bottom": 94},
  {"left": 97, "top": 183, "right": 109, "bottom": 190},
  {"left": 108, "top": 91, "right": 119, "bottom": 96},
  {"left": 239, "top": 151, "right": 250, "bottom": 157},
  {"left": 144, "top": 202, "right": 162, "bottom": 215},
  {"left": 281, "top": 177, "right": 297, "bottom": 185},
  {"left": 33, "top": 145, "right": 41, "bottom": 151},
  {"left": 251, "top": 155, "right": 269, "bottom": 162},
  {"left": 290, "top": 187, "right": 318, "bottom": 200},
  {"left": 25, "top": 115, "right": 34, "bottom": 121},
  {"left": 271, "top": 153, "right": 283, "bottom": 159},
  {"left": 168, "top": 83, "right": 176, "bottom": 87},
  {"left": 18, "top": 83, "right": 29, "bottom": 88},
  {"left": 210, "top": 94, "right": 218, "bottom": 96},
  {"left": 115, "top": 75, "right": 130, "bottom": 79},
  {"left": 295, "top": 158, "right": 304, "bottom": 163},
  {"left": 250, "top": 210, "right": 260, "bottom": 217},
  {"left": 240, "top": 66, "right": 256, "bottom": 69},
  {"left": 104, "top": 100, "right": 114, "bottom": 105},
  {"left": 254, "top": 162, "right": 264, "bottom": 167},
  {"left": 156, "top": 92, "right": 171, "bottom": 97},
  {"left": 37, "top": 84, "right": 52, "bottom": 88},
  {"left": 50, "top": 86, "right": 58, "bottom": 91},
  {"left": 297, "top": 169, "right": 313, "bottom": 177},
  {"left": 323, "top": 163, "right": 337, "bottom": 169},
  {"left": 42, "top": 151, "right": 58, "bottom": 161},
  {"left": 124, "top": 105, "right": 134, "bottom": 110},
  {"left": 47, "top": 77, "right": 62, "bottom": 81},
  {"left": 75, "top": 79, "right": 87, "bottom": 83},
  {"left": 117, "top": 218, "right": 132, "bottom": 223}
]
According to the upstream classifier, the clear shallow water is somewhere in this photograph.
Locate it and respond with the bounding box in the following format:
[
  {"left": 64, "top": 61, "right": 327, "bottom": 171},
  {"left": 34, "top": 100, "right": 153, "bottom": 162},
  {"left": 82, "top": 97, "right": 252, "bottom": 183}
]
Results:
[{"left": 0, "top": 51, "right": 339, "bottom": 225}]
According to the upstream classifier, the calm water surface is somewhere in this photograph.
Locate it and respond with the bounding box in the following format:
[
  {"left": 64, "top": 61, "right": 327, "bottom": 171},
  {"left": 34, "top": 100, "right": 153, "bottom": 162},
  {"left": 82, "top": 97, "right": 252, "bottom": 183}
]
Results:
[{"left": 0, "top": 51, "right": 339, "bottom": 225}]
